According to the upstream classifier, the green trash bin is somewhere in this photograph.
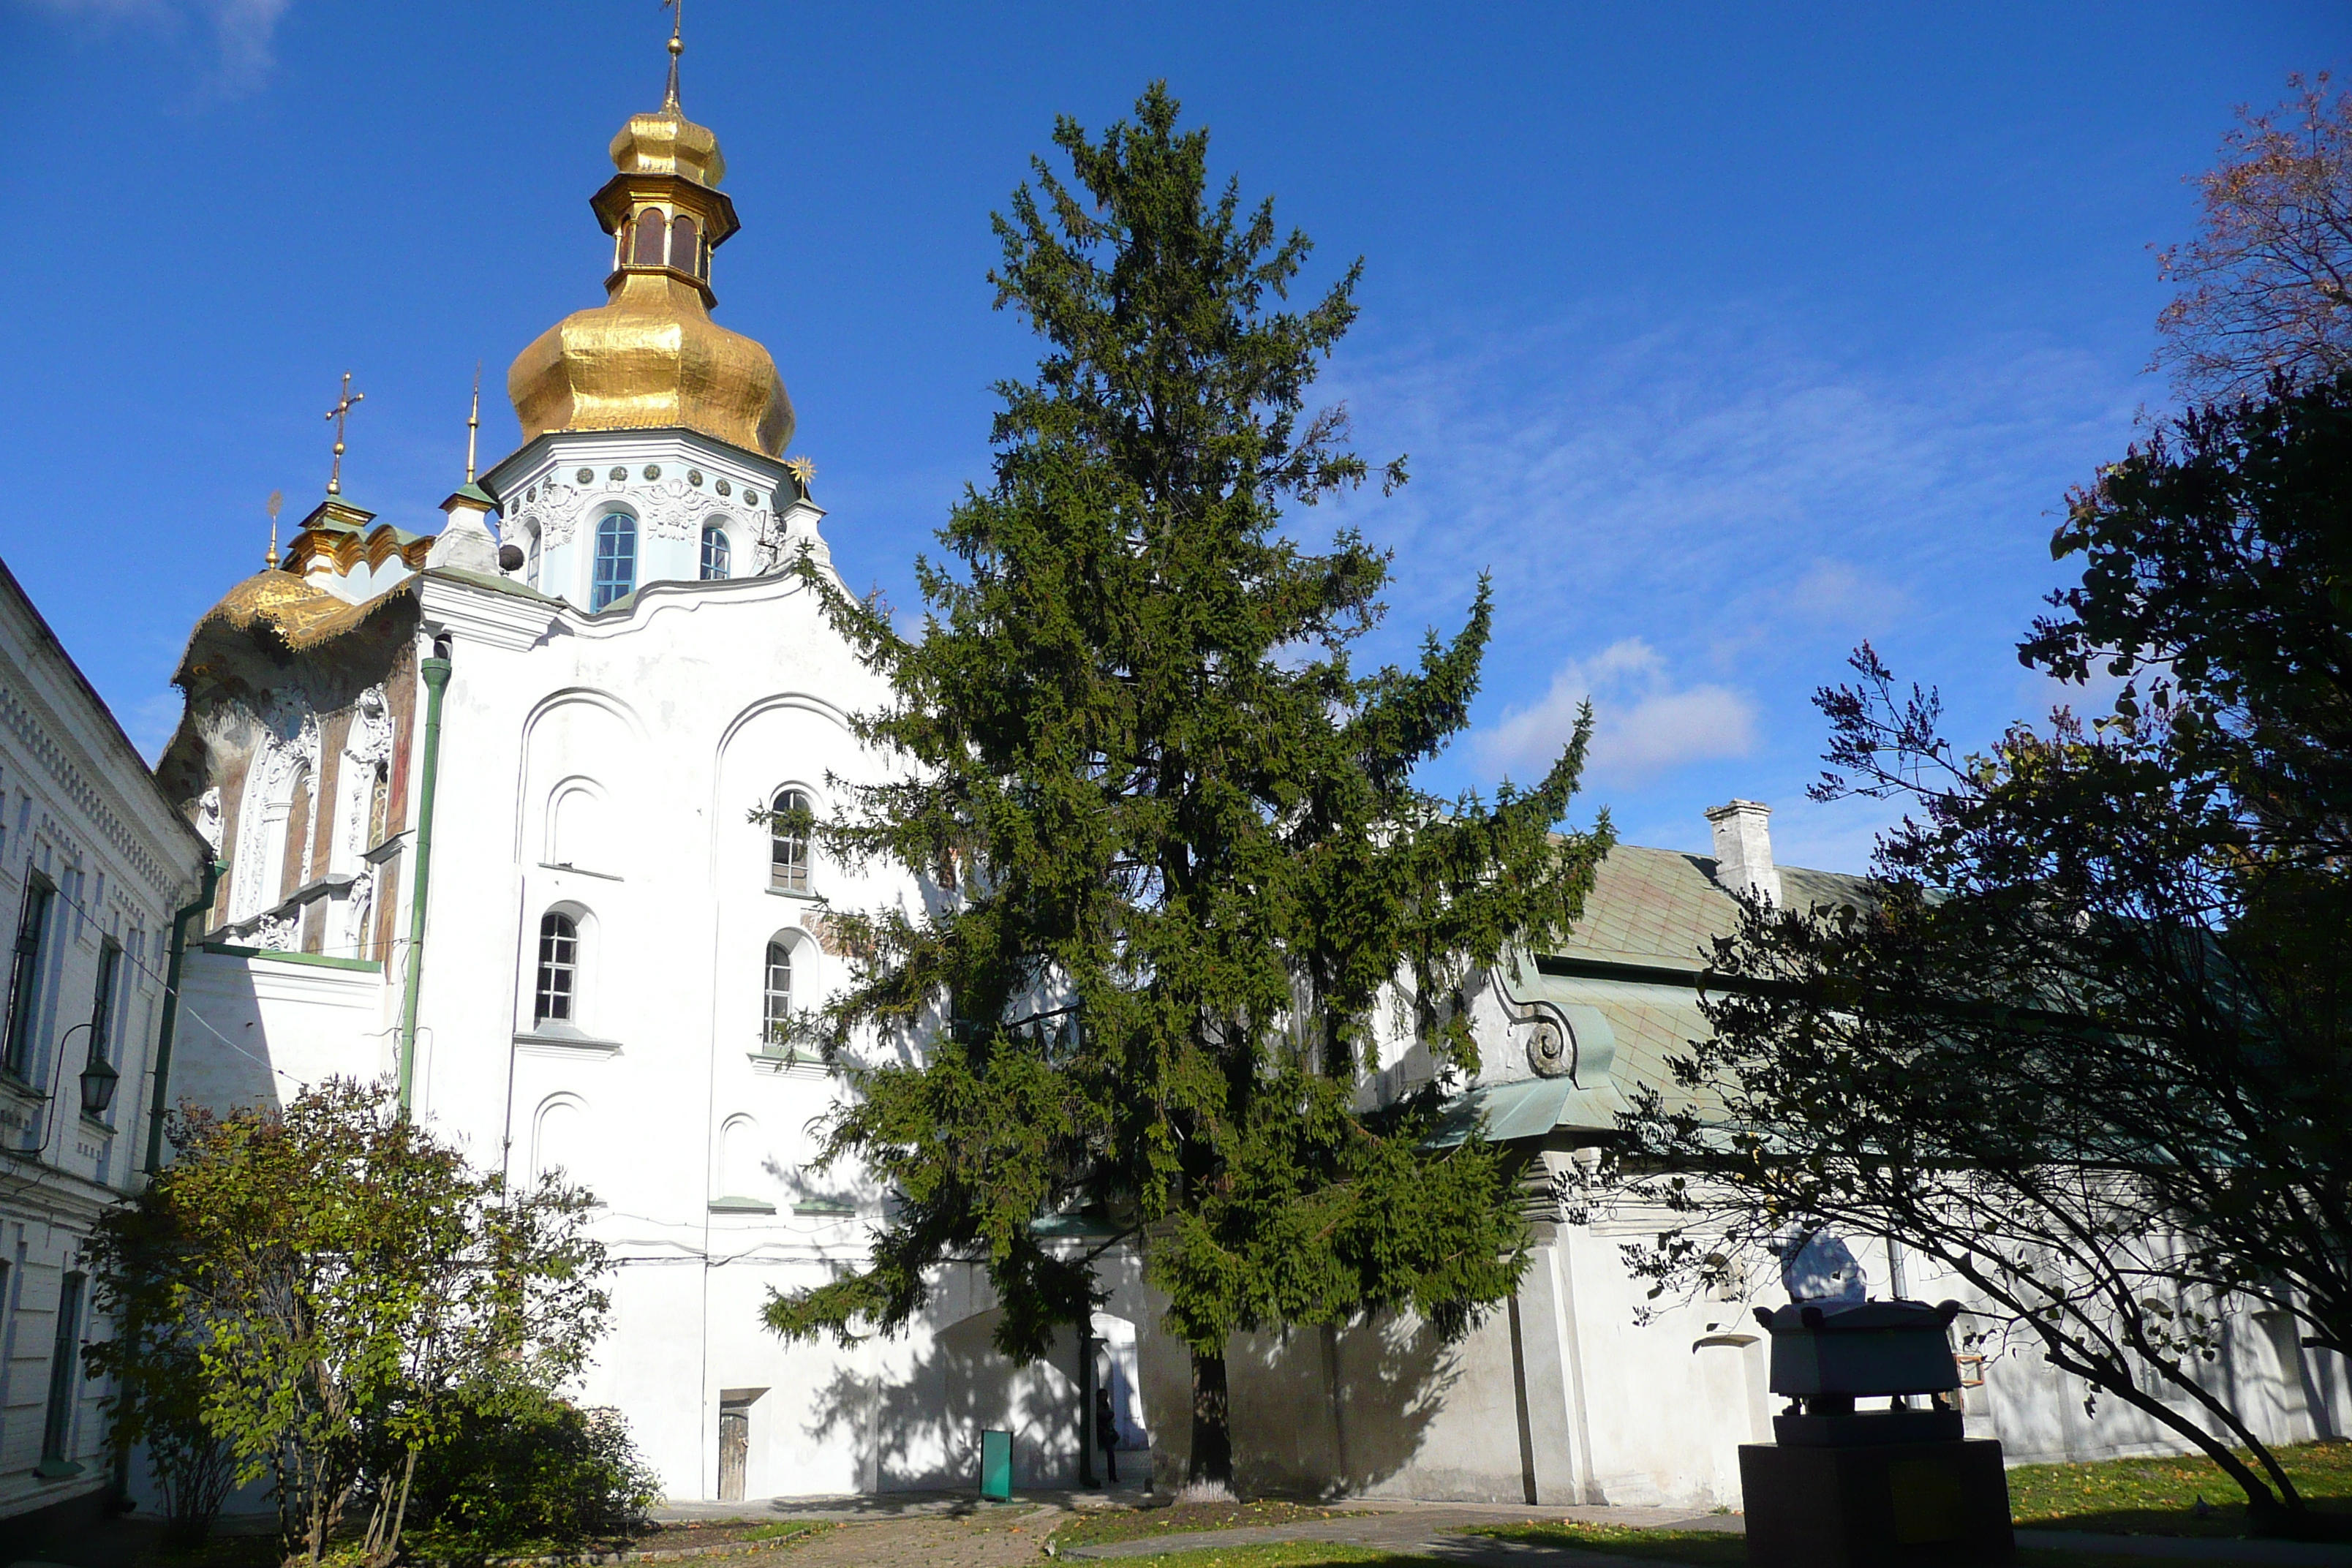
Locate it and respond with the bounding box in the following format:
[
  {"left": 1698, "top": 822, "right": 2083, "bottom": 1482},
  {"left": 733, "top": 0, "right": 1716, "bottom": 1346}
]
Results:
[{"left": 979, "top": 1428, "right": 1013, "bottom": 1501}]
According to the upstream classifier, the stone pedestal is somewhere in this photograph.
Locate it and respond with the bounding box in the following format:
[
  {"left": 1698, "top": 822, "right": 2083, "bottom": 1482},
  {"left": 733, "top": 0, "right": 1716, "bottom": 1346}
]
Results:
[{"left": 1739, "top": 1437, "right": 2013, "bottom": 1568}]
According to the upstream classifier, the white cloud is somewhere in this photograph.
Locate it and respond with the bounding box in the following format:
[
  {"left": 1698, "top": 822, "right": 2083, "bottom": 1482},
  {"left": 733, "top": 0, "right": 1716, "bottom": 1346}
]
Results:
[
  {"left": 1478, "top": 637, "right": 1757, "bottom": 786},
  {"left": 29, "top": 0, "right": 291, "bottom": 92}
]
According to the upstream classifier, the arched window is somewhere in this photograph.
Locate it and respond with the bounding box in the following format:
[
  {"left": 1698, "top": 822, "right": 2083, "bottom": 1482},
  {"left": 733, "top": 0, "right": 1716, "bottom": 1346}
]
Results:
[
  {"left": 591, "top": 513, "right": 636, "bottom": 611},
  {"left": 525, "top": 525, "right": 542, "bottom": 589},
  {"left": 535, "top": 911, "right": 578, "bottom": 1023},
  {"left": 671, "top": 213, "right": 701, "bottom": 276},
  {"left": 632, "top": 207, "right": 665, "bottom": 266},
  {"left": 763, "top": 940, "right": 793, "bottom": 1052},
  {"left": 769, "top": 788, "right": 811, "bottom": 894},
  {"left": 700, "top": 523, "right": 731, "bottom": 581}
]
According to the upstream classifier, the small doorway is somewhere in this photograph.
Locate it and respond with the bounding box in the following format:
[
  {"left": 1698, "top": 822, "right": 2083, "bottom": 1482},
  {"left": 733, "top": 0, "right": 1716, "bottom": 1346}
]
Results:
[{"left": 717, "top": 1387, "right": 766, "bottom": 1502}]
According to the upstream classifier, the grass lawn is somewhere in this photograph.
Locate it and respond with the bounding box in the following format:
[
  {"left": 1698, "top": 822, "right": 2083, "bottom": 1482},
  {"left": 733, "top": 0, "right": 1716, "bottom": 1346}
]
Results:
[
  {"left": 1467, "top": 1520, "right": 2293, "bottom": 1568},
  {"left": 2008, "top": 1438, "right": 2352, "bottom": 1537},
  {"left": 1470, "top": 1521, "right": 1746, "bottom": 1564},
  {"left": 133, "top": 1515, "right": 829, "bottom": 1566},
  {"left": 1059, "top": 1538, "right": 2272, "bottom": 1568},
  {"left": 1051, "top": 1500, "right": 1372, "bottom": 1551}
]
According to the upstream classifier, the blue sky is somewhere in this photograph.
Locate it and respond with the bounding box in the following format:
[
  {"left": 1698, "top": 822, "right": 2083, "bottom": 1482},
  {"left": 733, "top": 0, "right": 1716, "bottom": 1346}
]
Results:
[{"left": 2, "top": 1, "right": 2340, "bottom": 870}]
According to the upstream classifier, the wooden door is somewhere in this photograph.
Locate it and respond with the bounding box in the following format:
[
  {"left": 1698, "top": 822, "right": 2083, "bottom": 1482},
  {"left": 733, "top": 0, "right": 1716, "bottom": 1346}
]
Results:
[{"left": 718, "top": 1409, "right": 749, "bottom": 1501}]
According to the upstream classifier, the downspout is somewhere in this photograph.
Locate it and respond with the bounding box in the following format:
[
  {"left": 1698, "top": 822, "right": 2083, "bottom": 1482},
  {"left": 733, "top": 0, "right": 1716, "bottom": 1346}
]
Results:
[
  {"left": 145, "top": 859, "right": 225, "bottom": 1176},
  {"left": 397, "top": 640, "right": 453, "bottom": 1115}
]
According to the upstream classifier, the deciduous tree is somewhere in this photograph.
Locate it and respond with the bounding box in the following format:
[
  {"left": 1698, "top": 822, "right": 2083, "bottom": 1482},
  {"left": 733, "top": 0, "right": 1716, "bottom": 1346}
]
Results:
[
  {"left": 2155, "top": 74, "right": 2352, "bottom": 399},
  {"left": 87, "top": 1079, "right": 610, "bottom": 1566},
  {"left": 1618, "top": 377, "right": 2352, "bottom": 1537}
]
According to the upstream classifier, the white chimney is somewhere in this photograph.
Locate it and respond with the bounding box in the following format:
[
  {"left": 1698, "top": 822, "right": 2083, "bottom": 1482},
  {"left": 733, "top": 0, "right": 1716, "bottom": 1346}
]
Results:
[{"left": 1705, "top": 799, "right": 1782, "bottom": 905}]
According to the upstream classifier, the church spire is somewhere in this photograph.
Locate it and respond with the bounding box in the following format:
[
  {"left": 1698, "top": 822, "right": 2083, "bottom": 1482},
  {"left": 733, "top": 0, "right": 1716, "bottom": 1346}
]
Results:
[
  {"left": 662, "top": 0, "right": 685, "bottom": 110},
  {"left": 502, "top": 23, "right": 794, "bottom": 459}
]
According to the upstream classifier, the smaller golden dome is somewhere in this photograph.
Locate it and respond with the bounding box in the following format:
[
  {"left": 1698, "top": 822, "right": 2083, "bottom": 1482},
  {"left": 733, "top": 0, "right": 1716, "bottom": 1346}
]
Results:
[
  {"left": 204, "top": 569, "right": 332, "bottom": 631},
  {"left": 612, "top": 109, "right": 724, "bottom": 186},
  {"left": 189, "top": 570, "right": 404, "bottom": 655}
]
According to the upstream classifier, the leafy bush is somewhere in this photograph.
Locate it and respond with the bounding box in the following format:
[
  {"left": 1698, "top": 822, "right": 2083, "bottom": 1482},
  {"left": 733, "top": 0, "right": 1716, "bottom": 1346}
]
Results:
[{"left": 404, "top": 1387, "right": 661, "bottom": 1553}]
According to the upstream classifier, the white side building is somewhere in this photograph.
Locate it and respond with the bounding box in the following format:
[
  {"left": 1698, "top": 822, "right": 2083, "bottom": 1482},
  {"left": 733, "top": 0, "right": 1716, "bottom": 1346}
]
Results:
[{"left": 0, "top": 559, "right": 209, "bottom": 1539}]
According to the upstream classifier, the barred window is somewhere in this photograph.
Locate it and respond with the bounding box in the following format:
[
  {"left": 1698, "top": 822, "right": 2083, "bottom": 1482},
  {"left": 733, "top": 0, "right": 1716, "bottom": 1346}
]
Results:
[
  {"left": 535, "top": 912, "right": 578, "bottom": 1025},
  {"left": 701, "top": 524, "right": 731, "bottom": 581}
]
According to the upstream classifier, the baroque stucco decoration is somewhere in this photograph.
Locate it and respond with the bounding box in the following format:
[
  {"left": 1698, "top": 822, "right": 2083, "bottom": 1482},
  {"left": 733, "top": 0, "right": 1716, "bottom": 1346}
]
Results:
[{"left": 226, "top": 698, "right": 323, "bottom": 924}]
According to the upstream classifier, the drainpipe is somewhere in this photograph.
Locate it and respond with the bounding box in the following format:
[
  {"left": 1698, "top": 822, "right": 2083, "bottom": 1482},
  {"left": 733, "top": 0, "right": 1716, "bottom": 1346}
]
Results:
[
  {"left": 397, "top": 639, "right": 453, "bottom": 1115},
  {"left": 145, "top": 859, "right": 225, "bottom": 1176}
]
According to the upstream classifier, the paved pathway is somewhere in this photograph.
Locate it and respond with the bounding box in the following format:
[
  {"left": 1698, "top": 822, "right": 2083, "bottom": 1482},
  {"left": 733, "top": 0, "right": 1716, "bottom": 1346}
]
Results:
[{"left": 563, "top": 1494, "right": 2352, "bottom": 1568}]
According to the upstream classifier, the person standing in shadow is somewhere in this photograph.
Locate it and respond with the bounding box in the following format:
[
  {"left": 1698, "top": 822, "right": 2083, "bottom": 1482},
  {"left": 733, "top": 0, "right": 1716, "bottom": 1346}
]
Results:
[{"left": 1096, "top": 1384, "right": 1121, "bottom": 1485}]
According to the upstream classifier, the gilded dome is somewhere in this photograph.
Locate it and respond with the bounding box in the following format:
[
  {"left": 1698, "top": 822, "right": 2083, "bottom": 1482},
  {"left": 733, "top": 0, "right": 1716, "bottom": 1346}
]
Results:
[
  {"left": 510, "top": 273, "right": 792, "bottom": 456},
  {"left": 192, "top": 570, "right": 402, "bottom": 651},
  {"left": 508, "top": 102, "right": 793, "bottom": 458},
  {"left": 203, "top": 569, "right": 333, "bottom": 633}
]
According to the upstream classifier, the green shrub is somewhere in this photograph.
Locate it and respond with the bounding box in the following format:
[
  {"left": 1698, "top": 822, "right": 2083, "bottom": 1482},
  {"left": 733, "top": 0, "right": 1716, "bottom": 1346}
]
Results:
[{"left": 404, "top": 1387, "right": 661, "bottom": 1553}]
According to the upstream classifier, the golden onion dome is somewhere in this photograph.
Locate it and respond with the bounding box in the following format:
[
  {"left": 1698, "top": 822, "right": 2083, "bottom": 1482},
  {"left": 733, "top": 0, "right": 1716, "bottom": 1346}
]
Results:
[
  {"left": 181, "top": 569, "right": 412, "bottom": 672},
  {"left": 508, "top": 100, "right": 793, "bottom": 457},
  {"left": 200, "top": 569, "right": 334, "bottom": 634}
]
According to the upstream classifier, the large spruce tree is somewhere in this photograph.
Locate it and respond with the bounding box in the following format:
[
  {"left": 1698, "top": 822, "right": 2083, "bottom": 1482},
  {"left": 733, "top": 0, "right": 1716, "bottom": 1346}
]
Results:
[{"left": 763, "top": 85, "right": 1607, "bottom": 1485}]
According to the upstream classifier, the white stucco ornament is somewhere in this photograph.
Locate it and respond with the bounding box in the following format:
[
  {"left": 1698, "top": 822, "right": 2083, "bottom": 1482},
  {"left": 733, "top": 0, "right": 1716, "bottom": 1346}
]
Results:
[{"left": 644, "top": 476, "right": 717, "bottom": 540}]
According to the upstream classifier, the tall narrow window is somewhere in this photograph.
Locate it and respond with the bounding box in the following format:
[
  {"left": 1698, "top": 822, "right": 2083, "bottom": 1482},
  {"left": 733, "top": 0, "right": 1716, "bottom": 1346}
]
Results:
[
  {"left": 632, "top": 207, "right": 665, "bottom": 266},
  {"left": 592, "top": 513, "right": 636, "bottom": 611},
  {"left": 525, "top": 526, "right": 543, "bottom": 589},
  {"left": 279, "top": 762, "right": 313, "bottom": 902},
  {"left": 769, "top": 789, "right": 811, "bottom": 894},
  {"left": 701, "top": 524, "right": 731, "bottom": 581},
  {"left": 367, "top": 762, "right": 391, "bottom": 849},
  {"left": 535, "top": 912, "right": 578, "bottom": 1025},
  {"left": 41, "top": 1271, "right": 86, "bottom": 1468},
  {"left": 763, "top": 941, "right": 793, "bottom": 1052},
  {"left": 4, "top": 874, "right": 56, "bottom": 1080},
  {"left": 671, "top": 213, "right": 701, "bottom": 276},
  {"left": 88, "top": 939, "right": 121, "bottom": 1085}
]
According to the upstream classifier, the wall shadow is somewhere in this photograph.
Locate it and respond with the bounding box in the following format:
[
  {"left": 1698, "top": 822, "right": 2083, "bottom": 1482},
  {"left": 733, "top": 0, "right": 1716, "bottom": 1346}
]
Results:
[{"left": 798, "top": 1304, "right": 1089, "bottom": 1493}]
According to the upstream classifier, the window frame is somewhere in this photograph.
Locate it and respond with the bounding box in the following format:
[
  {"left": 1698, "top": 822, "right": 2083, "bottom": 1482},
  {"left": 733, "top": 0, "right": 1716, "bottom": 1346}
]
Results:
[
  {"left": 4, "top": 871, "right": 57, "bottom": 1082},
  {"left": 591, "top": 512, "right": 638, "bottom": 611},
  {"left": 40, "top": 1269, "right": 86, "bottom": 1469},
  {"left": 762, "top": 938, "right": 794, "bottom": 1053},
  {"left": 87, "top": 938, "right": 121, "bottom": 1117},
  {"left": 769, "top": 788, "right": 813, "bottom": 895},
  {"left": 534, "top": 910, "right": 580, "bottom": 1025},
  {"left": 700, "top": 522, "right": 732, "bottom": 581}
]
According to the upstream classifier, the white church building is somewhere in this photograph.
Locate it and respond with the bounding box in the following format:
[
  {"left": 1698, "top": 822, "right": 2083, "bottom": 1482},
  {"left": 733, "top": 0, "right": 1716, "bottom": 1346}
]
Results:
[{"left": 148, "top": 59, "right": 2348, "bottom": 1513}]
